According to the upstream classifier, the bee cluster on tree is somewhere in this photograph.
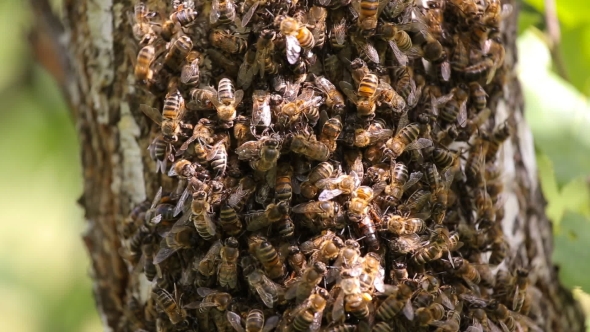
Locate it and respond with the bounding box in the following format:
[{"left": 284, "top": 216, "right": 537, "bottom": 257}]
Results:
[{"left": 119, "top": 0, "right": 537, "bottom": 331}]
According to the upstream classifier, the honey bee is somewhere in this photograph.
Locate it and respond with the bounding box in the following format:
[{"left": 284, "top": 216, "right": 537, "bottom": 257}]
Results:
[
  {"left": 308, "top": 6, "right": 327, "bottom": 48},
  {"left": 353, "top": 123, "right": 392, "bottom": 149},
  {"left": 356, "top": 252, "right": 385, "bottom": 293},
  {"left": 385, "top": 112, "right": 432, "bottom": 159},
  {"left": 286, "top": 245, "right": 307, "bottom": 278},
  {"left": 169, "top": 4, "right": 198, "bottom": 27},
  {"left": 351, "top": 0, "right": 383, "bottom": 36},
  {"left": 389, "top": 233, "right": 423, "bottom": 255},
  {"left": 313, "top": 75, "right": 345, "bottom": 114},
  {"left": 383, "top": 214, "right": 427, "bottom": 235},
  {"left": 286, "top": 262, "right": 328, "bottom": 304},
  {"left": 482, "top": 0, "right": 513, "bottom": 28},
  {"left": 412, "top": 230, "right": 447, "bottom": 265},
  {"left": 186, "top": 287, "right": 232, "bottom": 313},
  {"left": 339, "top": 73, "right": 379, "bottom": 119},
  {"left": 347, "top": 185, "right": 375, "bottom": 221},
  {"left": 315, "top": 172, "right": 359, "bottom": 201},
  {"left": 245, "top": 201, "right": 289, "bottom": 231},
  {"left": 219, "top": 203, "right": 243, "bottom": 236},
  {"left": 243, "top": 265, "right": 283, "bottom": 308},
  {"left": 152, "top": 286, "right": 187, "bottom": 324},
  {"left": 316, "top": 116, "right": 342, "bottom": 154},
  {"left": 299, "top": 162, "right": 334, "bottom": 199},
  {"left": 276, "top": 87, "right": 322, "bottom": 127},
  {"left": 148, "top": 135, "right": 171, "bottom": 174},
  {"left": 448, "top": 0, "right": 481, "bottom": 22},
  {"left": 376, "top": 283, "right": 415, "bottom": 321},
  {"left": 377, "top": 80, "right": 407, "bottom": 111},
  {"left": 210, "top": 0, "right": 238, "bottom": 26},
  {"left": 186, "top": 190, "right": 217, "bottom": 240},
  {"left": 163, "top": 35, "right": 193, "bottom": 72},
  {"left": 415, "top": 303, "right": 446, "bottom": 326},
  {"left": 236, "top": 136, "right": 281, "bottom": 172},
  {"left": 255, "top": 30, "right": 279, "bottom": 79},
  {"left": 272, "top": 164, "right": 294, "bottom": 203},
  {"left": 430, "top": 302, "right": 462, "bottom": 332},
  {"left": 227, "top": 309, "right": 280, "bottom": 332},
  {"left": 443, "top": 257, "right": 481, "bottom": 287},
  {"left": 251, "top": 90, "right": 272, "bottom": 134},
  {"left": 135, "top": 45, "right": 155, "bottom": 81},
  {"left": 196, "top": 240, "right": 223, "bottom": 276},
  {"left": 209, "top": 28, "right": 248, "bottom": 54},
  {"left": 281, "top": 290, "right": 328, "bottom": 332},
  {"left": 329, "top": 17, "right": 347, "bottom": 50},
  {"left": 377, "top": 22, "right": 414, "bottom": 66},
  {"left": 485, "top": 121, "right": 511, "bottom": 161},
  {"left": 218, "top": 237, "right": 240, "bottom": 289},
  {"left": 375, "top": 162, "right": 421, "bottom": 209},
  {"left": 290, "top": 134, "right": 330, "bottom": 162},
  {"left": 207, "top": 78, "right": 244, "bottom": 126},
  {"left": 301, "top": 231, "right": 343, "bottom": 266},
  {"left": 332, "top": 273, "right": 372, "bottom": 322},
  {"left": 327, "top": 239, "right": 362, "bottom": 283},
  {"left": 469, "top": 81, "right": 487, "bottom": 111},
  {"left": 179, "top": 51, "right": 200, "bottom": 88},
  {"left": 482, "top": 300, "right": 516, "bottom": 332},
  {"left": 153, "top": 221, "right": 195, "bottom": 264},
  {"left": 276, "top": 15, "right": 315, "bottom": 65},
  {"left": 353, "top": 209, "right": 380, "bottom": 252},
  {"left": 350, "top": 31, "right": 380, "bottom": 64},
  {"left": 140, "top": 91, "right": 186, "bottom": 143},
  {"left": 131, "top": 2, "right": 157, "bottom": 43},
  {"left": 248, "top": 234, "right": 286, "bottom": 279}
]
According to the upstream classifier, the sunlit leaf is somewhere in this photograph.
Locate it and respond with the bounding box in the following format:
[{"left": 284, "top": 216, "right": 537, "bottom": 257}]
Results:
[
  {"left": 519, "top": 30, "right": 590, "bottom": 185},
  {"left": 553, "top": 212, "right": 590, "bottom": 292}
]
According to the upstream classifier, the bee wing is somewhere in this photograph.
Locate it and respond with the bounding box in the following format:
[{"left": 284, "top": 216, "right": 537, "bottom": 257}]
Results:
[
  {"left": 362, "top": 42, "right": 380, "bottom": 64},
  {"left": 438, "top": 290, "right": 455, "bottom": 309},
  {"left": 331, "top": 289, "right": 345, "bottom": 322},
  {"left": 388, "top": 40, "right": 408, "bottom": 66},
  {"left": 150, "top": 186, "right": 163, "bottom": 209},
  {"left": 140, "top": 104, "right": 163, "bottom": 125},
  {"left": 284, "top": 279, "right": 302, "bottom": 300},
  {"left": 236, "top": 141, "right": 261, "bottom": 160},
  {"left": 310, "top": 309, "right": 324, "bottom": 332},
  {"left": 465, "top": 327, "right": 483, "bottom": 332},
  {"left": 285, "top": 35, "right": 302, "bottom": 65},
  {"left": 234, "top": 89, "right": 245, "bottom": 106},
  {"left": 335, "top": 18, "right": 347, "bottom": 45},
  {"left": 317, "top": 0, "right": 331, "bottom": 5},
  {"left": 372, "top": 181, "right": 387, "bottom": 196},
  {"left": 338, "top": 81, "right": 358, "bottom": 103},
  {"left": 263, "top": 316, "right": 280, "bottom": 332},
  {"left": 209, "top": 0, "right": 220, "bottom": 24},
  {"left": 402, "top": 298, "right": 415, "bottom": 320},
  {"left": 457, "top": 97, "right": 467, "bottom": 127},
  {"left": 153, "top": 245, "right": 179, "bottom": 265},
  {"left": 405, "top": 138, "right": 433, "bottom": 151},
  {"left": 403, "top": 171, "right": 423, "bottom": 191},
  {"left": 293, "top": 202, "right": 322, "bottom": 214},
  {"left": 180, "top": 62, "right": 198, "bottom": 84},
  {"left": 439, "top": 61, "right": 451, "bottom": 82},
  {"left": 488, "top": 320, "right": 504, "bottom": 332},
  {"left": 318, "top": 189, "right": 344, "bottom": 201},
  {"left": 226, "top": 311, "right": 245, "bottom": 332},
  {"left": 241, "top": 1, "right": 258, "bottom": 27},
  {"left": 395, "top": 111, "right": 409, "bottom": 135},
  {"left": 174, "top": 186, "right": 192, "bottom": 217},
  {"left": 246, "top": 210, "right": 270, "bottom": 231},
  {"left": 373, "top": 273, "right": 385, "bottom": 293},
  {"left": 256, "top": 285, "right": 276, "bottom": 308}
]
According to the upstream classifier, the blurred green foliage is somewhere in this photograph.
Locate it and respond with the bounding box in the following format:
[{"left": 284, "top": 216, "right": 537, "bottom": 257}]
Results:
[{"left": 0, "top": 0, "right": 589, "bottom": 332}]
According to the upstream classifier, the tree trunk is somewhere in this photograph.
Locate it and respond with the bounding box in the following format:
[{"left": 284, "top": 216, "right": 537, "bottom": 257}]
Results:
[{"left": 35, "top": 0, "right": 586, "bottom": 330}]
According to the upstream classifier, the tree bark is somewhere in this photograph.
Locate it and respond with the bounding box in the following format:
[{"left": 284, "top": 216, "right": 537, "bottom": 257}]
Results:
[{"left": 32, "top": 0, "right": 586, "bottom": 331}]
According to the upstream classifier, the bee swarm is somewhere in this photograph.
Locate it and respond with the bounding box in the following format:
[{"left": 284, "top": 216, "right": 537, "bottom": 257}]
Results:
[{"left": 121, "top": 0, "right": 532, "bottom": 331}]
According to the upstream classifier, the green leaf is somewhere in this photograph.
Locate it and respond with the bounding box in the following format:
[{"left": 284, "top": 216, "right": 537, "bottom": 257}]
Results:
[
  {"left": 519, "top": 30, "right": 590, "bottom": 185},
  {"left": 553, "top": 212, "right": 590, "bottom": 292}
]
